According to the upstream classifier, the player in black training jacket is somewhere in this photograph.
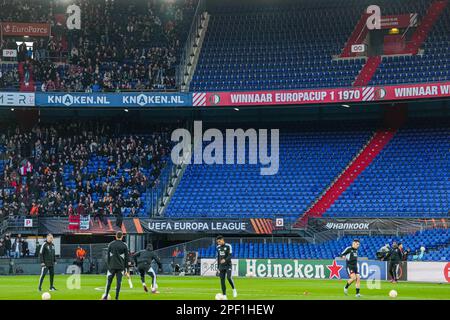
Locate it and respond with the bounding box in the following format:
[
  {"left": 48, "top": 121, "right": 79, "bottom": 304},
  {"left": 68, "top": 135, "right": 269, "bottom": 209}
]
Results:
[
  {"left": 103, "top": 231, "right": 130, "bottom": 300},
  {"left": 134, "top": 243, "right": 162, "bottom": 293},
  {"left": 340, "top": 239, "right": 361, "bottom": 297},
  {"left": 384, "top": 242, "right": 404, "bottom": 283},
  {"left": 216, "top": 235, "right": 237, "bottom": 299},
  {"left": 38, "top": 233, "right": 57, "bottom": 291}
]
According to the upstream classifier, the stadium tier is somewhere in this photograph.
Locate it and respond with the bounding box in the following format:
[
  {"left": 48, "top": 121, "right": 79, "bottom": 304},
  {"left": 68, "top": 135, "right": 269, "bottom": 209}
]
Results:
[
  {"left": 166, "top": 120, "right": 449, "bottom": 220},
  {"left": 166, "top": 123, "right": 374, "bottom": 220},
  {"left": 0, "top": 122, "right": 172, "bottom": 217},
  {"left": 0, "top": 0, "right": 198, "bottom": 92},
  {"left": 2, "top": 0, "right": 449, "bottom": 92},
  {"left": 370, "top": 4, "right": 450, "bottom": 85},
  {"left": 198, "top": 228, "right": 450, "bottom": 261},
  {"left": 189, "top": 0, "right": 443, "bottom": 92},
  {"left": 325, "top": 121, "right": 450, "bottom": 217}
]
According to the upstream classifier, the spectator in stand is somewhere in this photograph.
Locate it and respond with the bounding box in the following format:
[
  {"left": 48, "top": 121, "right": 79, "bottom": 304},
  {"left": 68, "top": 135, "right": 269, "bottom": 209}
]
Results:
[
  {"left": 30, "top": 202, "right": 39, "bottom": 216},
  {"left": 21, "top": 238, "right": 29, "bottom": 257},
  {"left": 11, "top": 236, "right": 22, "bottom": 258},
  {"left": 0, "top": 238, "right": 5, "bottom": 258},
  {"left": 4, "top": 234, "right": 11, "bottom": 257}
]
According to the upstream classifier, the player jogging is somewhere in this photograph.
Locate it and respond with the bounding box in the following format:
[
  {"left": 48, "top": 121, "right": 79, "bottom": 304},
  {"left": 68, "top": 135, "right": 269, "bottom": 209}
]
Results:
[
  {"left": 340, "top": 239, "right": 361, "bottom": 298},
  {"left": 38, "top": 233, "right": 57, "bottom": 291},
  {"left": 125, "top": 253, "right": 134, "bottom": 289},
  {"left": 134, "top": 243, "right": 162, "bottom": 293},
  {"left": 103, "top": 231, "right": 130, "bottom": 300},
  {"left": 216, "top": 235, "right": 237, "bottom": 299},
  {"left": 384, "top": 242, "right": 404, "bottom": 283}
]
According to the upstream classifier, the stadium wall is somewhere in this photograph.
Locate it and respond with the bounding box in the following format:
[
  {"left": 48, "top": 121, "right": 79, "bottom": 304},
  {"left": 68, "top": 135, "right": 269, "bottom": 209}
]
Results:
[
  {"left": 1, "top": 81, "right": 450, "bottom": 109},
  {"left": 200, "top": 259, "right": 450, "bottom": 283}
]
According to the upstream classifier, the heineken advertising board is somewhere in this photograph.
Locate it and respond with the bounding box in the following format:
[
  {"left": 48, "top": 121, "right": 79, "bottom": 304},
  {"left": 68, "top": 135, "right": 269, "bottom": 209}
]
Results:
[{"left": 238, "top": 259, "right": 387, "bottom": 280}]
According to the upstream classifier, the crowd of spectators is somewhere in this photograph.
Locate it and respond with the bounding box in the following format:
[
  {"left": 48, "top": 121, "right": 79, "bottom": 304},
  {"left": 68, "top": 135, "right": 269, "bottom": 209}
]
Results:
[
  {"left": 0, "top": 120, "right": 174, "bottom": 220},
  {"left": 0, "top": 233, "right": 30, "bottom": 258},
  {"left": 0, "top": 67, "right": 20, "bottom": 89},
  {"left": 0, "top": 0, "right": 198, "bottom": 92}
]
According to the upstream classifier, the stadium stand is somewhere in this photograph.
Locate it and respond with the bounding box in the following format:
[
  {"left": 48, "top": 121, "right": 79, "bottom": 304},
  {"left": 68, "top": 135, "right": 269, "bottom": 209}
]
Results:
[
  {"left": 167, "top": 118, "right": 449, "bottom": 221},
  {"left": 326, "top": 120, "right": 450, "bottom": 217},
  {"left": 190, "top": 2, "right": 365, "bottom": 91},
  {"left": 370, "top": 2, "right": 450, "bottom": 85},
  {"left": 0, "top": 0, "right": 198, "bottom": 92},
  {"left": 1, "top": 0, "right": 448, "bottom": 91},
  {"left": 197, "top": 228, "right": 450, "bottom": 261},
  {"left": 0, "top": 63, "right": 19, "bottom": 91},
  {"left": 166, "top": 122, "right": 374, "bottom": 220},
  {"left": 0, "top": 121, "right": 173, "bottom": 218},
  {"left": 189, "top": 0, "right": 442, "bottom": 92}
]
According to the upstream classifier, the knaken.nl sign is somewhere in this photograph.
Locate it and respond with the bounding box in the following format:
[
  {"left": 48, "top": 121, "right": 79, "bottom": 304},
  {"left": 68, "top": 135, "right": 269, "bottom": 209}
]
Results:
[
  {"left": 1, "top": 22, "right": 51, "bottom": 37},
  {"left": 36, "top": 92, "right": 191, "bottom": 107}
]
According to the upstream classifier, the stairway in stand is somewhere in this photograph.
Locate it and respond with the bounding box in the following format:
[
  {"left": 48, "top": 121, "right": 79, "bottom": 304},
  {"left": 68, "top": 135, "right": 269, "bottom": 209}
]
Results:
[{"left": 18, "top": 62, "right": 35, "bottom": 92}]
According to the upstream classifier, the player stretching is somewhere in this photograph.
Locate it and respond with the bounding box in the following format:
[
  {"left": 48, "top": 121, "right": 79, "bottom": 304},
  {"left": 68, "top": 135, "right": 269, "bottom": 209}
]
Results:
[
  {"left": 38, "top": 233, "right": 57, "bottom": 291},
  {"left": 216, "top": 235, "right": 237, "bottom": 300},
  {"left": 103, "top": 231, "right": 130, "bottom": 300},
  {"left": 134, "top": 243, "right": 162, "bottom": 293},
  {"left": 340, "top": 239, "right": 361, "bottom": 298}
]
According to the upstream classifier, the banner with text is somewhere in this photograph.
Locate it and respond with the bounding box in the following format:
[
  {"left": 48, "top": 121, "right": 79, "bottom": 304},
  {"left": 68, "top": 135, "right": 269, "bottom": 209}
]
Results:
[
  {"left": 0, "top": 92, "right": 35, "bottom": 106},
  {"left": 381, "top": 14, "right": 418, "bottom": 29},
  {"left": 193, "top": 81, "right": 450, "bottom": 107},
  {"left": 141, "top": 218, "right": 274, "bottom": 235},
  {"left": 308, "top": 218, "right": 450, "bottom": 233},
  {"left": 2, "top": 49, "right": 17, "bottom": 58},
  {"left": 309, "top": 218, "right": 421, "bottom": 232},
  {"left": 1, "top": 22, "right": 51, "bottom": 37},
  {"left": 200, "top": 258, "right": 239, "bottom": 276},
  {"left": 239, "top": 259, "right": 387, "bottom": 280},
  {"left": 36, "top": 92, "right": 192, "bottom": 107},
  {"left": 408, "top": 262, "right": 450, "bottom": 283}
]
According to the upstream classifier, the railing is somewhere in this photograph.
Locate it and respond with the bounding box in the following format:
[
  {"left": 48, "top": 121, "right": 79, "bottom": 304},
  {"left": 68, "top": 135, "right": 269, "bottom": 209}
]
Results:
[
  {"left": 0, "top": 216, "right": 38, "bottom": 235},
  {"left": 305, "top": 218, "right": 450, "bottom": 244},
  {"left": 147, "top": 156, "right": 181, "bottom": 217},
  {"left": 38, "top": 88, "right": 180, "bottom": 93},
  {"left": 0, "top": 51, "right": 69, "bottom": 64},
  {"left": 153, "top": 236, "right": 309, "bottom": 259},
  {"left": 176, "top": 0, "right": 208, "bottom": 88},
  {"left": 60, "top": 243, "right": 109, "bottom": 260}
]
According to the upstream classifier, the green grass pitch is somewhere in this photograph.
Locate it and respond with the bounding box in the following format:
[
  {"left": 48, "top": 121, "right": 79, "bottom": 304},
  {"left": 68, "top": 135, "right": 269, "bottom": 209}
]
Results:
[{"left": 0, "top": 275, "right": 448, "bottom": 300}]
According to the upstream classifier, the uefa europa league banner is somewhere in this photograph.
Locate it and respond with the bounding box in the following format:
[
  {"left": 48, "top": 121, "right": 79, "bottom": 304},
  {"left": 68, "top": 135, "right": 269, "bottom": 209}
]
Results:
[
  {"left": 140, "top": 218, "right": 274, "bottom": 235},
  {"left": 38, "top": 217, "right": 275, "bottom": 235},
  {"left": 238, "top": 259, "right": 387, "bottom": 280}
]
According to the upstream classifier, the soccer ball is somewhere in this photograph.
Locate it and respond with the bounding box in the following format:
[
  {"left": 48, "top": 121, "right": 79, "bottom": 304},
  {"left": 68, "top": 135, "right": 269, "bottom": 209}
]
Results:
[
  {"left": 41, "top": 292, "right": 51, "bottom": 300},
  {"left": 389, "top": 290, "right": 398, "bottom": 298},
  {"left": 101, "top": 294, "right": 112, "bottom": 300},
  {"left": 215, "top": 293, "right": 225, "bottom": 300}
]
